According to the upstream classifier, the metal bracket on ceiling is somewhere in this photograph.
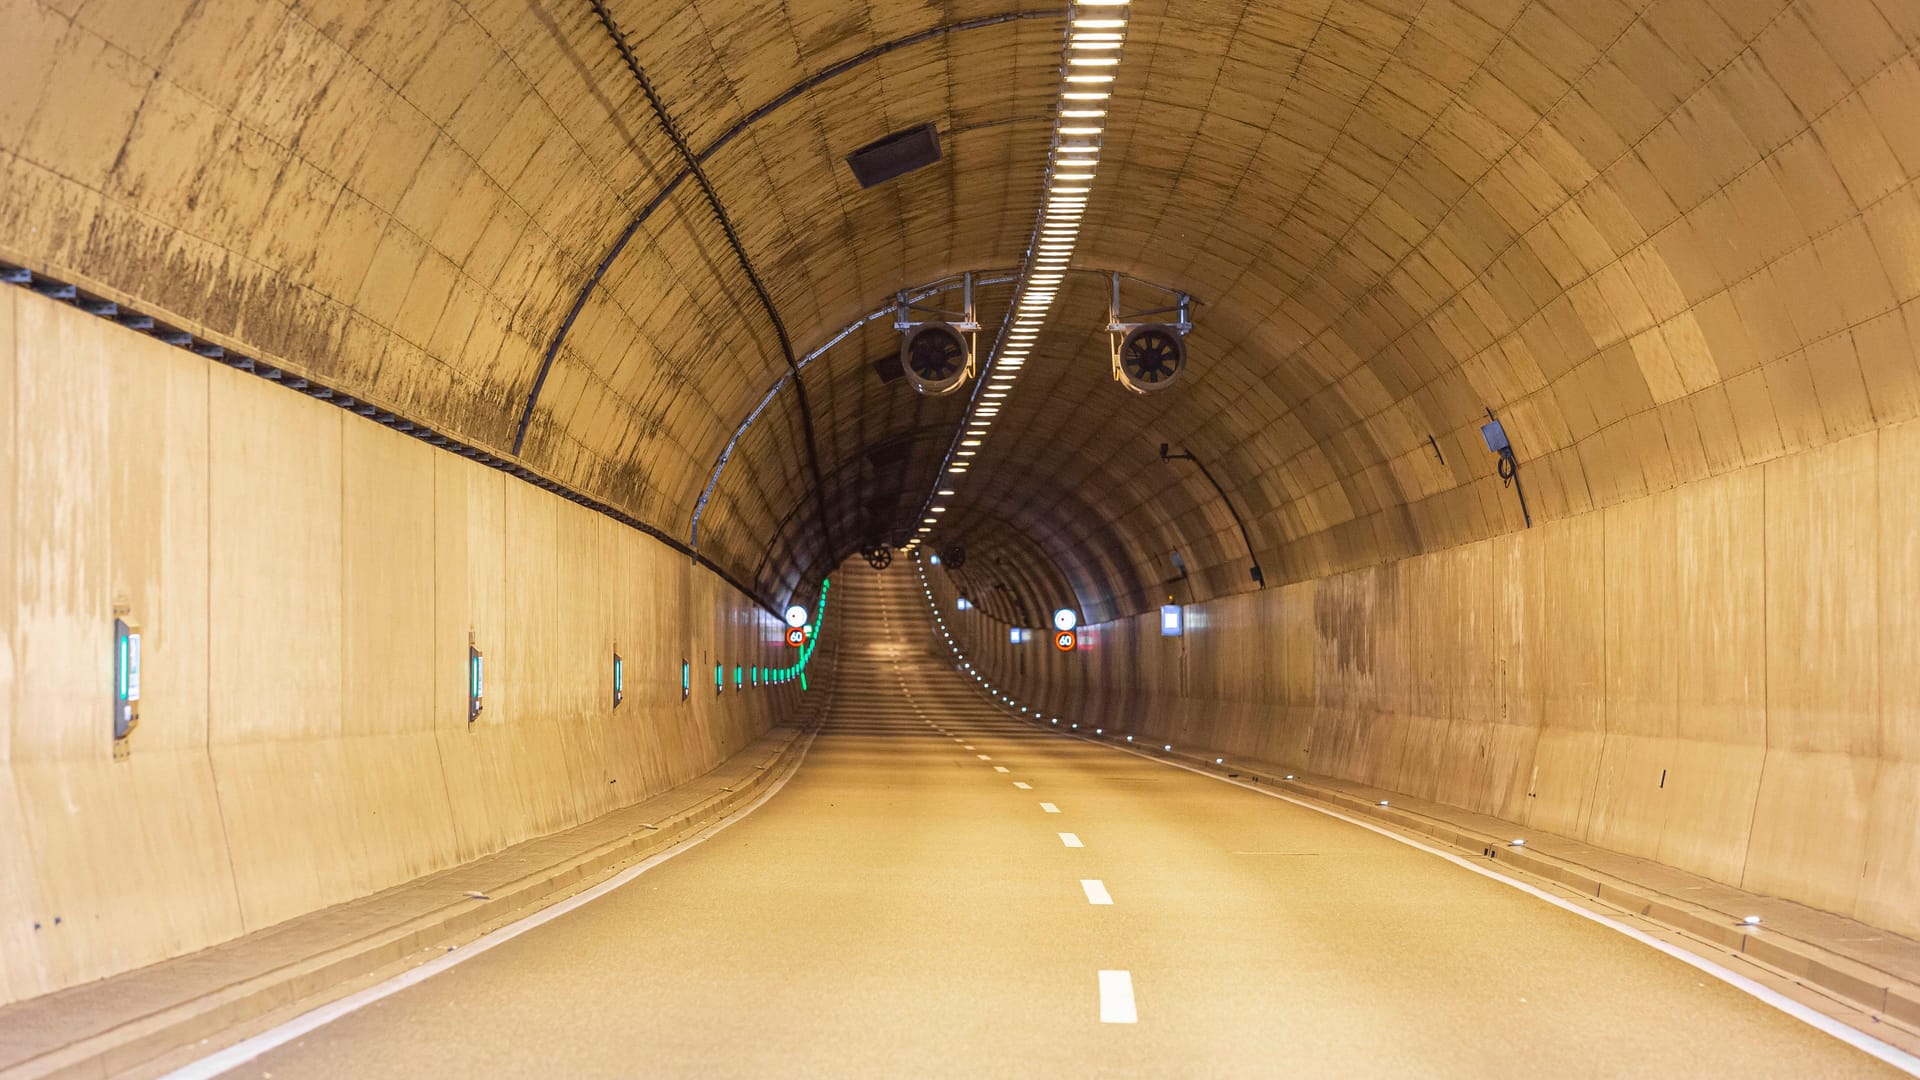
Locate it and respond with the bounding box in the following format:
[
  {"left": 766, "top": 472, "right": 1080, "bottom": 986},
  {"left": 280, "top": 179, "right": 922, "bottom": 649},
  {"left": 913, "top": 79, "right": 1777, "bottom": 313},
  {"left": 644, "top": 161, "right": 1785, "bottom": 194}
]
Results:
[
  {"left": 892, "top": 270, "right": 983, "bottom": 332},
  {"left": 1106, "top": 272, "right": 1193, "bottom": 383},
  {"left": 692, "top": 266, "right": 1200, "bottom": 564},
  {"left": 894, "top": 270, "right": 982, "bottom": 390},
  {"left": 1105, "top": 272, "right": 1191, "bottom": 336}
]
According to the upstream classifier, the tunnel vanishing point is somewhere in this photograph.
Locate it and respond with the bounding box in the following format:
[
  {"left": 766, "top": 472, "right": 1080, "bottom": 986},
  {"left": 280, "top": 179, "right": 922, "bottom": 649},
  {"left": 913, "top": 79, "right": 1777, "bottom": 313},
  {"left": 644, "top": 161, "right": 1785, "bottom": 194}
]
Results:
[{"left": 4, "top": 0, "right": 1920, "bottom": 1075}]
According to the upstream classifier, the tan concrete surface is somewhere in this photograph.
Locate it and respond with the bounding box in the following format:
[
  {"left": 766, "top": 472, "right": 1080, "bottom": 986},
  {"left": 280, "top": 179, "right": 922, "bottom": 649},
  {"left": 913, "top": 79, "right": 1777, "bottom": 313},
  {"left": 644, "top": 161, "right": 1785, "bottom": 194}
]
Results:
[
  {"left": 932, "top": 423, "right": 1920, "bottom": 943},
  {"left": 0, "top": 286, "right": 796, "bottom": 1004},
  {"left": 9, "top": 0, "right": 1920, "bottom": 1024},
  {"left": 10, "top": 0, "right": 1920, "bottom": 624},
  {"left": 0, "top": 721, "right": 816, "bottom": 1080},
  {"left": 215, "top": 572, "right": 1899, "bottom": 1078}
]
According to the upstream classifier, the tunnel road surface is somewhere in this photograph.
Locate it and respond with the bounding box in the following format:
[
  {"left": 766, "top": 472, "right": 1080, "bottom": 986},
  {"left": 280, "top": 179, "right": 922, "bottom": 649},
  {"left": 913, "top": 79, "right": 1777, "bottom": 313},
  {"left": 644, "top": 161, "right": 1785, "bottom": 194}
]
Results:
[{"left": 186, "top": 576, "right": 1901, "bottom": 1078}]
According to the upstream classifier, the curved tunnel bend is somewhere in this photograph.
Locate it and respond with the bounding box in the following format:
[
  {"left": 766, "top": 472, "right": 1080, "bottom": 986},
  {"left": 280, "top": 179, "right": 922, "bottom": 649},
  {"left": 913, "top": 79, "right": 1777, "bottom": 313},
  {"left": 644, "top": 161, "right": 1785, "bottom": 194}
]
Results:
[
  {"left": 7, "top": 0, "right": 1920, "bottom": 1073},
  {"left": 218, "top": 570, "right": 1894, "bottom": 1079}
]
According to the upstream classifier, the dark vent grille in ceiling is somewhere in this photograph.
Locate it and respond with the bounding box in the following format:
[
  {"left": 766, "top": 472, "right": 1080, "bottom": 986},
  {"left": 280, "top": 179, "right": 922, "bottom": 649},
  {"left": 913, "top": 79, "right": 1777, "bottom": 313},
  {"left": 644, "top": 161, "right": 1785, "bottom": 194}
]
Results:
[{"left": 846, "top": 124, "right": 941, "bottom": 188}]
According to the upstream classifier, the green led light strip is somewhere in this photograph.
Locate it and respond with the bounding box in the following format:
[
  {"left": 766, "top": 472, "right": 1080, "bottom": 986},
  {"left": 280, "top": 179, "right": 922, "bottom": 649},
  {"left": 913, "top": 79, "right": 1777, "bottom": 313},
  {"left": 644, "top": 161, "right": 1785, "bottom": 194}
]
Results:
[{"left": 719, "top": 577, "right": 830, "bottom": 689}]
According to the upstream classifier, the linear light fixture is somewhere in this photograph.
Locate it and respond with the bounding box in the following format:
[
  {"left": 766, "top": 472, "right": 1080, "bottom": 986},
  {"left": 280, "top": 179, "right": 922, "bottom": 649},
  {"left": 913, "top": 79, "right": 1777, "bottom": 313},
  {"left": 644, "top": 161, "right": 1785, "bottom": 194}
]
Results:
[{"left": 909, "top": 1, "right": 1130, "bottom": 544}]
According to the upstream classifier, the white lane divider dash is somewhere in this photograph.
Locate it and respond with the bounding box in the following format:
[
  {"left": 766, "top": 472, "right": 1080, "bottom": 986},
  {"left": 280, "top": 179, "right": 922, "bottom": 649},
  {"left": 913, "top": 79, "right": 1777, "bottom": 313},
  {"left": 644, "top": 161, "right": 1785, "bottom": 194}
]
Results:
[
  {"left": 1098, "top": 970, "right": 1136, "bottom": 1023},
  {"left": 977, "top": 754, "right": 992, "bottom": 760},
  {"left": 1081, "top": 879, "right": 1113, "bottom": 905},
  {"left": 1040, "top": 802, "right": 1060, "bottom": 814},
  {"left": 1013, "top": 781, "right": 1032, "bottom": 790},
  {"left": 993, "top": 766, "right": 1010, "bottom": 773},
  {"left": 1059, "top": 832, "right": 1083, "bottom": 848},
  {"left": 964, "top": 745, "right": 975, "bottom": 750}
]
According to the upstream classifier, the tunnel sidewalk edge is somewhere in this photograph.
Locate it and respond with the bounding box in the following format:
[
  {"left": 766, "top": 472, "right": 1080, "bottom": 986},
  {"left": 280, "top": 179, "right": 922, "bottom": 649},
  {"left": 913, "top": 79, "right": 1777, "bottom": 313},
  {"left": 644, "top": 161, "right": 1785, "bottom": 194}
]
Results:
[{"left": 0, "top": 713, "right": 830, "bottom": 1080}]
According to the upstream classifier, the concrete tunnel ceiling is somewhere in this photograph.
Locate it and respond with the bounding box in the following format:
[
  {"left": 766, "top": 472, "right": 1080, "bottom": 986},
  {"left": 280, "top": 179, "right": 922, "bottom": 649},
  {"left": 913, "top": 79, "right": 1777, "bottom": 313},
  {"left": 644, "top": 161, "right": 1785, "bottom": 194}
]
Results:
[{"left": 7, "top": 0, "right": 1920, "bottom": 621}]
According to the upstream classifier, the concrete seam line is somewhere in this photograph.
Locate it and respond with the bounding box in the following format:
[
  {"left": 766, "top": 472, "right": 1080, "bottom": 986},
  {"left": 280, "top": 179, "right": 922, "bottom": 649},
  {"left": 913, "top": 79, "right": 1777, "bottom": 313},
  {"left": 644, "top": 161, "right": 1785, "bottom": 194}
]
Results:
[
  {"left": 154, "top": 723, "right": 823, "bottom": 1080},
  {"left": 1073, "top": 730, "right": 1920, "bottom": 1077}
]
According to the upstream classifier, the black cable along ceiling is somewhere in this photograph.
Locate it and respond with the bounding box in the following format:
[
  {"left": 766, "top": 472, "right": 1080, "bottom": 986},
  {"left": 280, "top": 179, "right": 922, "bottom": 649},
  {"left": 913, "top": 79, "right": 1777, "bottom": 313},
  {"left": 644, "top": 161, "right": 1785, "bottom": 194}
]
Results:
[{"left": 581, "top": 0, "right": 837, "bottom": 567}]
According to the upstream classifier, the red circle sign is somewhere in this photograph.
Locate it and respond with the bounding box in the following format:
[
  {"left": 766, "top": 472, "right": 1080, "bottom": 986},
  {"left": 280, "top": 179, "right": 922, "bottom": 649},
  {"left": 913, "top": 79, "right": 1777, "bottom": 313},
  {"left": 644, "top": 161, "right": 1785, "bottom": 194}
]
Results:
[
  {"left": 1054, "top": 630, "right": 1077, "bottom": 652},
  {"left": 786, "top": 628, "right": 806, "bottom": 647}
]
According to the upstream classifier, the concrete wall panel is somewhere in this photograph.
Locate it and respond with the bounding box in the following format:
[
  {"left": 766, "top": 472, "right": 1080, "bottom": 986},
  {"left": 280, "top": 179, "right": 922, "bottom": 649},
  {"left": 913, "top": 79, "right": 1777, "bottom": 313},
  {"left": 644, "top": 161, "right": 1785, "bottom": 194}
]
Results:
[
  {"left": 9, "top": 294, "right": 240, "bottom": 992},
  {"left": 208, "top": 362, "right": 359, "bottom": 931},
  {"left": 936, "top": 421, "right": 1920, "bottom": 937},
  {"left": 1657, "top": 469, "right": 1766, "bottom": 882},
  {"left": 341, "top": 421, "right": 460, "bottom": 890},
  {"left": 0, "top": 287, "right": 31, "bottom": 1004},
  {"left": 0, "top": 290, "right": 802, "bottom": 1003},
  {"left": 1863, "top": 420, "right": 1920, "bottom": 929}
]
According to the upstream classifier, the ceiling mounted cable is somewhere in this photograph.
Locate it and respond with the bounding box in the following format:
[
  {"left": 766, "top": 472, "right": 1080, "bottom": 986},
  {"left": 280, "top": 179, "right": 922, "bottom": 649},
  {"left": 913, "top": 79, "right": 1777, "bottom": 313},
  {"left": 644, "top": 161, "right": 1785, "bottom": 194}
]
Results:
[
  {"left": 905, "top": 0, "right": 1133, "bottom": 553},
  {"left": 582, "top": 0, "right": 835, "bottom": 561},
  {"left": 515, "top": 11, "right": 1062, "bottom": 463}
]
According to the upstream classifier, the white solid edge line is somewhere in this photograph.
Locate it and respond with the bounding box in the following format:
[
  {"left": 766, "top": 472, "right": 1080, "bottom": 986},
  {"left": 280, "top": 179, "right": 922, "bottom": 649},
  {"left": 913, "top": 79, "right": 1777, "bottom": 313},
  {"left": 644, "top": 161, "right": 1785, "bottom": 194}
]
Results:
[
  {"left": 1059, "top": 832, "right": 1083, "bottom": 848},
  {"left": 161, "top": 726, "right": 825, "bottom": 1080},
  {"left": 1040, "top": 802, "right": 1060, "bottom": 813},
  {"left": 1098, "top": 969, "right": 1137, "bottom": 1023},
  {"left": 1082, "top": 879, "right": 1113, "bottom": 905},
  {"left": 1091, "top": 737, "right": 1920, "bottom": 1076}
]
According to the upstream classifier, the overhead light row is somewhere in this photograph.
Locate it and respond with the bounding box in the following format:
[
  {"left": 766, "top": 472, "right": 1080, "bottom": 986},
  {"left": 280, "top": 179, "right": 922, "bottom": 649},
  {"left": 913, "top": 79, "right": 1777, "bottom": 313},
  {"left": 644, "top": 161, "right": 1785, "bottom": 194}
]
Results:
[{"left": 906, "top": 2, "right": 1132, "bottom": 551}]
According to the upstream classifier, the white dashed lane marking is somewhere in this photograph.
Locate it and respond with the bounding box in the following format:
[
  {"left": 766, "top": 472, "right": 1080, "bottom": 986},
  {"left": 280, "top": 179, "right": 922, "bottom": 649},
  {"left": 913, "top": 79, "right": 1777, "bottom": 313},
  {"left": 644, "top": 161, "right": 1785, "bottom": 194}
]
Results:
[
  {"left": 993, "top": 766, "right": 1009, "bottom": 773},
  {"left": 977, "top": 754, "right": 992, "bottom": 761},
  {"left": 1098, "top": 970, "right": 1136, "bottom": 1023},
  {"left": 1040, "top": 802, "right": 1060, "bottom": 814},
  {"left": 1012, "top": 782, "right": 1032, "bottom": 790},
  {"left": 1081, "top": 879, "right": 1113, "bottom": 905},
  {"left": 1059, "top": 832, "right": 1083, "bottom": 848}
]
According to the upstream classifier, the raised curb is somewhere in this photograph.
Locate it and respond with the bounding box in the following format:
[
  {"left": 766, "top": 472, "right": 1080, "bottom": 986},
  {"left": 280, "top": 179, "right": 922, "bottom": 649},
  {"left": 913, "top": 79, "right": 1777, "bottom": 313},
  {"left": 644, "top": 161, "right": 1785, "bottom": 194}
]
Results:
[{"left": 1, "top": 718, "right": 822, "bottom": 1080}]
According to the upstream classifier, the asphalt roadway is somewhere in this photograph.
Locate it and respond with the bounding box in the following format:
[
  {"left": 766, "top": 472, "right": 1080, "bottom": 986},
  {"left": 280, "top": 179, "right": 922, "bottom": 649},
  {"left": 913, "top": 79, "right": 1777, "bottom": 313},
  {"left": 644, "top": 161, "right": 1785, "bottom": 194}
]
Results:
[{"left": 200, "top": 575, "right": 1900, "bottom": 1078}]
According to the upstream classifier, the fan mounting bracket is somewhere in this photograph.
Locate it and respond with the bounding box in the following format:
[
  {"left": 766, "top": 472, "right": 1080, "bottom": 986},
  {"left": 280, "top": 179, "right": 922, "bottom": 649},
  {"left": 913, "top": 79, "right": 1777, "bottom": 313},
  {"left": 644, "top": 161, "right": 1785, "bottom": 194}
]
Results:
[
  {"left": 894, "top": 271, "right": 983, "bottom": 333},
  {"left": 1104, "top": 271, "right": 1192, "bottom": 336},
  {"left": 1106, "top": 272, "right": 1191, "bottom": 378}
]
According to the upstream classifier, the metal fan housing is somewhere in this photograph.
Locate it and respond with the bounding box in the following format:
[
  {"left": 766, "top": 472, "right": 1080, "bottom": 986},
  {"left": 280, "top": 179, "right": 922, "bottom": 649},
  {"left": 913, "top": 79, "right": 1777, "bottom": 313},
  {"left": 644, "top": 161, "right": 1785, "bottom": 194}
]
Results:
[
  {"left": 901, "top": 322, "right": 971, "bottom": 395},
  {"left": 1115, "top": 324, "right": 1186, "bottom": 393}
]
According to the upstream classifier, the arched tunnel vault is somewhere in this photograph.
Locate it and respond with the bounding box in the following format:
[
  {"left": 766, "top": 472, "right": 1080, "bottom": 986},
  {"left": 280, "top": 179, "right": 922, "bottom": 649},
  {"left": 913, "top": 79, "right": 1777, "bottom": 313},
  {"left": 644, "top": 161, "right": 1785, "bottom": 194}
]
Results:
[
  {"left": 14, "top": 0, "right": 1920, "bottom": 1054},
  {"left": 4, "top": 0, "right": 1920, "bottom": 620},
  {"left": 910, "top": 504, "right": 1088, "bottom": 632}
]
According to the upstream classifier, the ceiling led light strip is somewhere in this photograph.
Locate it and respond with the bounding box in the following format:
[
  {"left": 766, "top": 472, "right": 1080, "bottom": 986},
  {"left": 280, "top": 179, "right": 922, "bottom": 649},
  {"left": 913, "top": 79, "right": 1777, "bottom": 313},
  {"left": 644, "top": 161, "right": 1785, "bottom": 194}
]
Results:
[{"left": 906, "top": 1, "right": 1130, "bottom": 551}]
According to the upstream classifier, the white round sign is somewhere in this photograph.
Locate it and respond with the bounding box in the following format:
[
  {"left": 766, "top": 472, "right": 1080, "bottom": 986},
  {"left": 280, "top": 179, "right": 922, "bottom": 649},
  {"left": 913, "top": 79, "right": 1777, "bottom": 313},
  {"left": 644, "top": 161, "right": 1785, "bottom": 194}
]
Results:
[
  {"left": 1052, "top": 608, "right": 1078, "bottom": 632},
  {"left": 784, "top": 604, "right": 809, "bottom": 628}
]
